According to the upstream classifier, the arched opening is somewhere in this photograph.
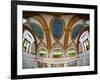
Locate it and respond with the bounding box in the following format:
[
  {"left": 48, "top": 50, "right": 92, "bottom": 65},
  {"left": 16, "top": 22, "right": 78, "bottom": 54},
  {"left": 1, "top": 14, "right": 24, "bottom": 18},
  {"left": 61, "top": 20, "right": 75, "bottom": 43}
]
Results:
[
  {"left": 38, "top": 48, "right": 48, "bottom": 57},
  {"left": 23, "top": 38, "right": 31, "bottom": 53},
  {"left": 76, "top": 27, "right": 90, "bottom": 66},
  {"left": 52, "top": 49, "right": 63, "bottom": 58},
  {"left": 22, "top": 26, "right": 38, "bottom": 69},
  {"left": 77, "top": 27, "right": 89, "bottom": 53},
  {"left": 67, "top": 48, "right": 77, "bottom": 57},
  {"left": 23, "top": 26, "right": 37, "bottom": 54}
]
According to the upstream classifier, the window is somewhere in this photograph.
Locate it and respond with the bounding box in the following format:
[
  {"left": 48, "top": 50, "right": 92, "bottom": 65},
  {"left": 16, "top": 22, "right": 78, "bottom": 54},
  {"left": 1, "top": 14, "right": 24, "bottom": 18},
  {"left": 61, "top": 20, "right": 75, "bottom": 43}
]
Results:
[
  {"left": 83, "top": 39, "right": 90, "bottom": 51},
  {"left": 23, "top": 39, "right": 31, "bottom": 53},
  {"left": 38, "top": 48, "right": 47, "bottom": 57},
  {"left": 67, "top": 48, "right": 76, "bottom": 57},
  {"left": 52, "top": 49, "right": 62, "bottom": 58}
]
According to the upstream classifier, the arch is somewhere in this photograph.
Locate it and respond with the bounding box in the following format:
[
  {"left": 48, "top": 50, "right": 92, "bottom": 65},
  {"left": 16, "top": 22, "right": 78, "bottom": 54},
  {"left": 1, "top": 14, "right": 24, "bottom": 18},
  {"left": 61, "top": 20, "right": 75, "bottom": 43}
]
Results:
[
  {"left": 77, "top": 27, "right": 89, "bottom": 52},
  {"left": 64, "top": 15, "right": 81, "bottom": 49},
  {"left": 32, "top": 15, "right": 51, "bottom": 51},
  {"left": 67, "top": 48, "right": 77, "bottom": 57},
  {"left": 37, "top": 48, "right": 48, "bottom": 57},
  {"left": 23, "top": 26, "right": 37, "bottom": 54},
  {"left": 51, "top": 48, "right": 63, "bottom": 58}
]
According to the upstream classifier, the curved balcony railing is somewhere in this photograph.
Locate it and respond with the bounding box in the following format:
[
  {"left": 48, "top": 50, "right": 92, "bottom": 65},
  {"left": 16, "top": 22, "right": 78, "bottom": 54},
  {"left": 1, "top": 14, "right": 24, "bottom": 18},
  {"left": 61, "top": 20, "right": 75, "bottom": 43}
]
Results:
[
  {"left": 34, "top": 56, "right": 78, "bottom": 64},
  {"left": 23, "top": 50, "right": 89, "bottom": 64}
]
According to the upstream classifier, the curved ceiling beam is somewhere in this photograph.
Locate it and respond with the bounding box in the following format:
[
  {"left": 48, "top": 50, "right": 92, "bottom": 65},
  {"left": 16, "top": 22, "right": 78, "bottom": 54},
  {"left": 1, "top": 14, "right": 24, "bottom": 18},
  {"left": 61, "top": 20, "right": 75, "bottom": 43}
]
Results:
[
  {"left": 64, "top": 15, "right": 81, "bottom": 50},
  {"left": 33, "top": 15, "right": 51, "bottom": 51}
]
